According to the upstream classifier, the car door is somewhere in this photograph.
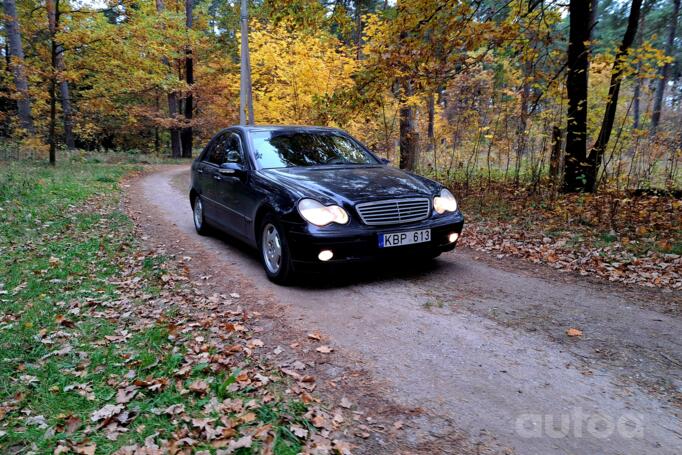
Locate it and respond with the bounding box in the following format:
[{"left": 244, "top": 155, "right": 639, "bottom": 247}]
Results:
[
  {"left": 193, "top": 139, "right": 216, "bottom": 210},
  {"left": 199, "top": 132, "right": 229, "bottom": 226},
  {"left": 212, "top": 132, "right": 252, "bottom": 238}
]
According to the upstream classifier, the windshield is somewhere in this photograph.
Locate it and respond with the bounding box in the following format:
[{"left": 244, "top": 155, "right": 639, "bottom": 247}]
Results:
[{"left": 251, "top": 131, "right": 379, "bottom": 169}]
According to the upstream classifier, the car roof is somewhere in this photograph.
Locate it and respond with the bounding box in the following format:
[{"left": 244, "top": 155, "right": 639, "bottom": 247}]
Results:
[{"left": 231, "top": 125, "right": 345, "bottom": 134}]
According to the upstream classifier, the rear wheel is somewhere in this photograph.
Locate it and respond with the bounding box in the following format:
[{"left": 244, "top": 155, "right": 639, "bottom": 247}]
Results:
[
  {"left": 193, "top": 195, "right": 210, "bottom": 236},
  {"left": 259, "top": 214, "right": 294, "bottom": 285}
]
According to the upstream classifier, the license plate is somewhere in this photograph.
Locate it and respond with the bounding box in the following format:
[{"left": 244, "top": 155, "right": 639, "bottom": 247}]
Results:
[{"left": 379, "top": 229, "right": 431, "bottom": 248}]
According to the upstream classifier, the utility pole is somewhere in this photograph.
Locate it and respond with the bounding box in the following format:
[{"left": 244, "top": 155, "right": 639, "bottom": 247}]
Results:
[{"left": 240, "top": 0, "right": 254, "bottom": 125}]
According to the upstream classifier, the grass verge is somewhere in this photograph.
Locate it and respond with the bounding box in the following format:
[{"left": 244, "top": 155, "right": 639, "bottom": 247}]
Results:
[{"left": 0, "top": 162, "right": 346, "bottom": 454}]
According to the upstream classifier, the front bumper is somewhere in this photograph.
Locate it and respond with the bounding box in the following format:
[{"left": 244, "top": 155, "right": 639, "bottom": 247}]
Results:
[{"left": 284, "top": 211, "right": 464, "bottom": 269}]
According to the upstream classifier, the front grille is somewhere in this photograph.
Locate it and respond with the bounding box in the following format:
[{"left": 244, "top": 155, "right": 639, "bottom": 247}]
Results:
[{"left": 355, "top": 198, "right": 431, "bottom": 226}]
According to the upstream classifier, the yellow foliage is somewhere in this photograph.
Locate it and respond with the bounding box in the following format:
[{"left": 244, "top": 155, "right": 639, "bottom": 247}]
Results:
[{"left": 247, "top": 21, "right": 357, "bottom": 125}]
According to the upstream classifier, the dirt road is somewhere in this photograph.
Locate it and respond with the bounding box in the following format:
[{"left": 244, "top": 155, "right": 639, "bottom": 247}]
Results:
[{"left": 131, "top": 166, "right": 681, "bottom": 455}]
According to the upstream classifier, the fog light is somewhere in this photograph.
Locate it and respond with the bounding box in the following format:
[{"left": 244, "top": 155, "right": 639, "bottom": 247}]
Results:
[
  {"left": 318, "top": 250, "right": 333, "bottom": 261},
  {"left": 448, "top": 233, "right": 459, "bottom": 243}
]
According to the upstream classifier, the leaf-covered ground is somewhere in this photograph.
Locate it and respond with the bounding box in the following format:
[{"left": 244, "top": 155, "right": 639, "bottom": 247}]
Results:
[
  {"left": 459, "top": 186, "right": 681, "bottom": 290},
  {"left": 0, "top": 163, "right": 353, "bottom": 454}
]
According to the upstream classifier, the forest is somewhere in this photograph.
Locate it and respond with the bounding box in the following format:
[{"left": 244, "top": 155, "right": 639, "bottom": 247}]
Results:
[
  {"left": 1, "top": 2, "right": 681, "bottom": 454},
  {"left": 1, "top": 0, "right": 680, "bottom": 194}
]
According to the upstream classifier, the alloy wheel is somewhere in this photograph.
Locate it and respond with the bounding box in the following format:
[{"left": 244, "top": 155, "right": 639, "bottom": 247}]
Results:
[
  {"left": 193, "top": 197, "right": 203, "bottom": 230},
  {"left": 262, "top": 223, "right": 282, "bottom": 274}
]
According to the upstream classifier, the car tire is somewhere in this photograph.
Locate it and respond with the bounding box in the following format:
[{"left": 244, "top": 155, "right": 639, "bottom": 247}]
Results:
[
  {"left": 192, "top": 195, "right": 210, "bottom": 236},
  {"left": 259, "top": 213, "right": 295, "bottom": 285}
]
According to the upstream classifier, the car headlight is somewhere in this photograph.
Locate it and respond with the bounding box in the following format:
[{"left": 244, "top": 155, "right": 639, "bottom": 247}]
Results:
[
  {"left": 297, "top": 198, "right": 349, "bottom": 226},
  {"left": 433, "top": 189, "right": 458, "bottom": 214}
]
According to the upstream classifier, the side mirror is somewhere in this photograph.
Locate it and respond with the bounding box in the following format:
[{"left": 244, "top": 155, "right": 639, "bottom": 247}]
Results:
[
  {"left": 219, "top": 162, "right": 245, "bottom": 176},
  {"left": 380, "top": 158, "right": 390, "bottom": 165}
]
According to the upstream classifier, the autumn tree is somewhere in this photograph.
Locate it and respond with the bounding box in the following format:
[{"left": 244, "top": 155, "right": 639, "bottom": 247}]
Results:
[
  {"left": 3, "top": 0, "right": 34, "bottom": 134},
  {"left": 181, "top": 0, "right": 193, "bottom": 157},
  {"left": 361, "top": 0, "right": 503, "bottom": 170},
  {"left": 46, "top": 0, "right": 76, "bottom": 164},
  {"left": 156, "top": 0, "right": 183, "bottom": 158},
  {"left": 587, "top": 0, "right": 643, "bottom": 191},
  {"left": 563, "top": 0, "right": 593, "bottom": 192},
  {"left": 650, "top": 0, "right": 680, "bottom": 134}
]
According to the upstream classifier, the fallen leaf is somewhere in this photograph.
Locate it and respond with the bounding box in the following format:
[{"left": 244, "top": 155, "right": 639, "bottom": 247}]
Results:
[
  {"left": 240, "top": 412, "right": 257, "bottom": 423},
  {"left": 217, "top": 434, "right": 252, "bottom": 454},
  {"left": 316, "top": 345, "right": 333, "bottom": 354},
  {"left": 73, "top": 443, "right": 96, "bottom": 455},
  {"left": 566, "top": 327, "right": 583, "bottom": 337},
  {"left": 91, "top": 404, "right": 123, "bottom": 422},
  {"left": 290, "top": 424, "right": 308, "bottom": 438},
  {"left": 26, "top": 415, "right": 48, "bottom": 428},
  {"left": 55, "top": 314, "right": 75, "bottom": 328},
  {"left": 311, "top": 415, "right": 327, "bottom": 428},
  {"left": 116, "top": 385, "right": 138, "bottom": 404},
  {"left": 189, "top": 380, "right": 209, "bottom": 395},
  {"left": 163, "top": 404, "right": 185, "bottom": 415},
  {"left": 248, "top": 338, "right": 264, "bottom": 348},
  {"left": 333, "top": 439, "right": 353, "bottom": 455},
  {"left": 65, "top": 415, "right": 82, "bottom": 434}
]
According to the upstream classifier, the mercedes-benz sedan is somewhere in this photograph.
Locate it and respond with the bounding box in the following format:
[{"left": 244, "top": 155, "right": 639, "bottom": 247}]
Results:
[{"left": 189, "top": 125, "right": 464, "bottom": 284}]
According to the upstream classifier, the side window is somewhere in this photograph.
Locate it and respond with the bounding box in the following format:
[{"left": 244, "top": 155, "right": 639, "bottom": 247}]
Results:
[
  {"left": 201, "top": 141, "right": 215, "bottom": 163},
  {"left": 207, "top": 134, "right": 227, "bottom": 165},
  {"left": 224, "top": 134, "right": 244, "bottom": 164},
  {"left": 207, "top": 133, "right": 243, "bottom": 165}
]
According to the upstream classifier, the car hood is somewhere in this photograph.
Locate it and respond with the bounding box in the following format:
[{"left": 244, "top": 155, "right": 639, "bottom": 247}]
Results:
[{"left": 258, "top": 165, "right": 440, "bottom": 205}]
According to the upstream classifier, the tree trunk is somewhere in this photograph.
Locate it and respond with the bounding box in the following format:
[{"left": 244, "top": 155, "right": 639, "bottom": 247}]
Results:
[
  {"left": 57, "top": 49, "right": 75, "bottom": 149},
  {"left": 239, "top": 0, "right": 254, "bottom": 125},
  {"left": 549, "top": 126, "right": 563, "bottom": 184},
  {"left": 354, "top": 0, "right": 363, "bottom": 60},
  {"left": 49, "top": 42, "right": 57, "bottom": 165},
  {"left": 47, "top": 0, "right": 75, "bottom": 150},
  {"left": 47, "top": 0, "right": 59, "bottom": 164},
  {"left": 427, "top": 91, "right": 435, "bottom": 157},
  {"left": 154, "top": 94, "right": 160, "bottom": 154},
  {"left": 515, "top": 58, "right": 532, "bottom": 184},
  {"left": 399, "top": 79, "right": 419, "bottom": 171},
  {"left": 587, "top": 0, "right": 643, "bottom": 191},
  {"left": 562, "top": 0, "right": 592, "bottom": 192},
  {"left": 156, "top": 0, "right": 183, "bottom": 156},
  {"left": 168, "top": 92, "right": 182, "bottom": 158},
  {"left": 632, "top": 1, "right": 651, "bottom": 130},
  {"left": 632, "top": 77, "right": 640, "bottom": 138},
  {"left": 3, "top": 0, "right": 34, "bottom": 134},
  {"left": 180, "top": 0, "right": 193, "bottom": 158},
  {"left": 650, "top": 0, "right": 681, "bottom": 134}
]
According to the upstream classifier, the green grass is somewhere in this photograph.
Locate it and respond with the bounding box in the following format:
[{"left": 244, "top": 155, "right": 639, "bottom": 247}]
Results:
[
  {"left": 422, "top": 299, "right": 445, "bottom": 310},
  {"left": 671, "top": 242, "right": 682, "bottom": 256},
  {"left": 0, "top": 161, "right": 309, "bottom": 454},
  {"left": 0, "top": 162, "right": 134, "bottom": 452}
]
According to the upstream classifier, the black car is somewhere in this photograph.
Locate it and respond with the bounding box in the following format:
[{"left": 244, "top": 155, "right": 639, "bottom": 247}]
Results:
[{"left": 189, "top": 125, "right": 464, "bottom": 284}]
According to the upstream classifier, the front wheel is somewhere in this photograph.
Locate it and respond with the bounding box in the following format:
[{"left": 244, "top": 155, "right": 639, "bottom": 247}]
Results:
[
  {"left": 259, "top": 214, "right": 295, "bottom": 285},
  {"left": 193, "top": 195, "right": 210, "bottom": 236}
]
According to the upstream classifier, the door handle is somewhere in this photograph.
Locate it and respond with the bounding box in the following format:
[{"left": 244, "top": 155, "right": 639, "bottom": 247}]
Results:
[
  {"left": 213, "top": 175, "right": 222, "bottom": 181},
  {"left": 197, "top": 168, "right": 204, "bottom": 174}
]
